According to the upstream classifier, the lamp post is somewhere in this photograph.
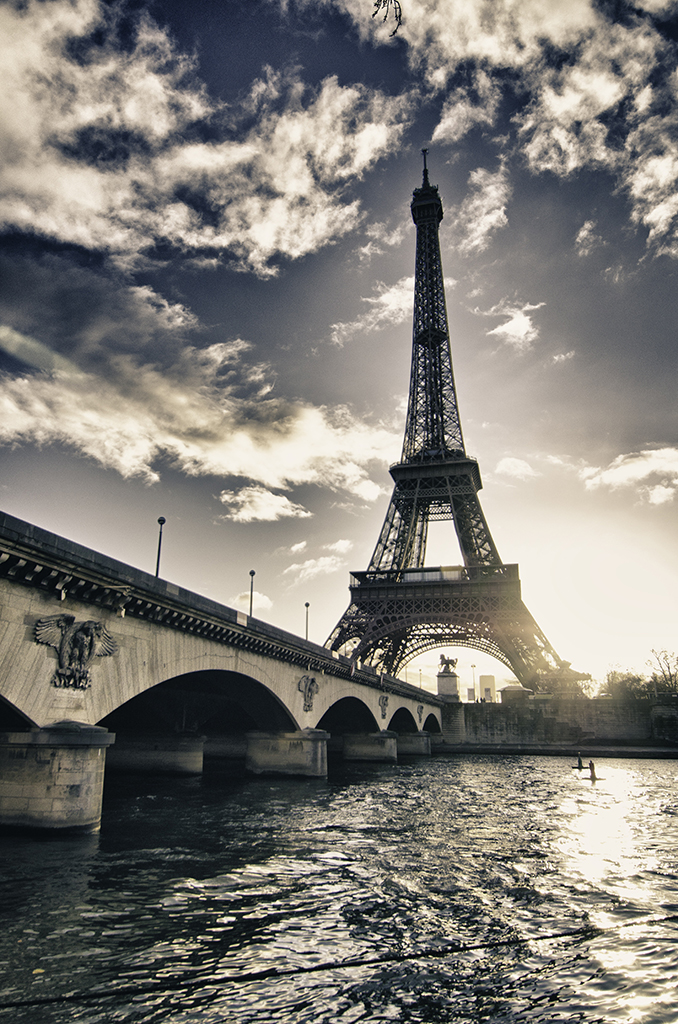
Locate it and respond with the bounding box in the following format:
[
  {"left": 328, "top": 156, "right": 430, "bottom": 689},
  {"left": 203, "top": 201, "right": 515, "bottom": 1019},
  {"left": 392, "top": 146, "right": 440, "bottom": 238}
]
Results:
[
  {"left": 155, "top": 517, "right": 166, "bottom": 577},
  {"left": 249, "top": 570, "right": 255, "bottom": 617},
  {"left": 471, "top": 663, "right": 476, "bottom": 695},
  {"left": 305, "top": 602, "right": 310, "bottom": 640}
]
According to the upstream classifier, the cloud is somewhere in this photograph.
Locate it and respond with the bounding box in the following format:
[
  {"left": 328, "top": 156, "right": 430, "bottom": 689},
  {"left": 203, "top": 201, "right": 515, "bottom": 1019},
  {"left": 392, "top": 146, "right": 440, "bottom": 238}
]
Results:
[
  {"left": 0, "top": 340, "right": 400, "bottom": 493},
  {"left": 355, "top": 220, "right": 407, "bottom": 262},
  {"left": 480, "top": 298, "right": 545, "bottom": 352},
  {"left": 513, "top": 15, "right": 678, "bottom": 255},
  {"left": 324, "top": 539, "right": 353, "bottom": 554},
  {"left": 580, "top": 447, "right": 678, "bottom": 503},
  {"left": 495, "top": 457, "right": 540, "bottom": 480},
  {"left": 229, "top": 590, "right": 273, "bottom": 613},
  {"left": 0, "top": 325, "right": 76, "bottom": 375},
  {"left": 330, "top": 276, "right": 414, "bottom": 346},
  {"left": 0, "top": 250, "right": 400, "bottom": 503},
  {"left": 453, "top": 163, "right": 511, "bottom": 255},
  {"left": 553, "top": 351, "right": 575, "bottom": 364},
  {"left": 282, "top": 537, "right": 353, "bottom": 584},
  {"left": 575, "top": 220, "right": 604, "bottom": 257},
  {"left": 283, "top": 554, "right": 346, "bottom": 584},
  {"left": 0, "top": 253, "right": 199, "bottom": 370},
  {"left": 218, "top": 486, "right": 313, "bottom": 523},
  {"left": 333, "top": 0, "right": 678, "bottom": 260},
  {"left": 0, "top": 0, "right": 411, "bottom": 275},
  {"left": 432, "top": 69, "right": 501, "bottom": 144},
  {"left": 290, "top": 541, "right": 308, "bottom": 554}
]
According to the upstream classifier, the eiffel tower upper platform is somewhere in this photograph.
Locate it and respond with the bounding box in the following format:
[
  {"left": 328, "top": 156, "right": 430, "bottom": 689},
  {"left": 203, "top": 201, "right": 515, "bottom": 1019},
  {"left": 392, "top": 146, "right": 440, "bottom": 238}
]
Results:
[{"left": 326, "top": 153, "right": 587, "bottom": 691}]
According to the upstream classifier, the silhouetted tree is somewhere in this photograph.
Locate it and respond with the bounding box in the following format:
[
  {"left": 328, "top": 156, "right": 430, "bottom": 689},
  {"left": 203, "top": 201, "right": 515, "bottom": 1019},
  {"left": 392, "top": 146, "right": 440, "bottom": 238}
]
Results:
[
  {"left": 602, "top": 669, "right": 652, "bottom": 700},
  {"left": 648, "top": 649, "right": 678, "bottom": 694}
]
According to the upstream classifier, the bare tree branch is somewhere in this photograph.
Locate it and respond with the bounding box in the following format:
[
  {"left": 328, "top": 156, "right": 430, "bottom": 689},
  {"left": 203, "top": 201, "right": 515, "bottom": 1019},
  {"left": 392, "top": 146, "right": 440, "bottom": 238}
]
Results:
[{"left": 373, "top": 0, "right": 402, "bottom": 35}]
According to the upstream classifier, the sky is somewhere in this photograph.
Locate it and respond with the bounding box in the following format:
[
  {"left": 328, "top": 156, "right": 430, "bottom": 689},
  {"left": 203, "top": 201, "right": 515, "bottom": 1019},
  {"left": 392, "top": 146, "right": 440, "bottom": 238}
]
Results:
[{"left": 1, "top": 0, "right": 678, "bottom": 694}]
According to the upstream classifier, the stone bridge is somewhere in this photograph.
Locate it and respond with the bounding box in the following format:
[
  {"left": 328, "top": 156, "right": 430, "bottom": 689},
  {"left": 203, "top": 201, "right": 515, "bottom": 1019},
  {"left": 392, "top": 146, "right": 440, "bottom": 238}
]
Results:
[{"left": 0, "top": 512, "right": 443, "bottom": 831}]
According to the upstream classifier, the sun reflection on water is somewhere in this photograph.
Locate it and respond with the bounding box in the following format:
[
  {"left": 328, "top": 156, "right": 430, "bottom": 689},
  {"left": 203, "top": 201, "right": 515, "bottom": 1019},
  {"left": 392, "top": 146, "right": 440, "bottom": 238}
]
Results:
[
  {"left": 555, "top": 761, "right": 677, "bottom": 1022},
  {"left": 558, "top": 764, "right": 658, "bottom": 901}
]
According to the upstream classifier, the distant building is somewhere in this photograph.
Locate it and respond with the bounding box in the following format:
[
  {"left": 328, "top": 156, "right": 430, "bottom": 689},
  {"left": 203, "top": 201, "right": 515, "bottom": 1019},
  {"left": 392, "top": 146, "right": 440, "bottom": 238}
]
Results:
[
  {"left": 500, "top": 682, "right": 533, "bottom": 703},
  {"left": 479, "top": 675, "right": 496, "bottom": 702}
]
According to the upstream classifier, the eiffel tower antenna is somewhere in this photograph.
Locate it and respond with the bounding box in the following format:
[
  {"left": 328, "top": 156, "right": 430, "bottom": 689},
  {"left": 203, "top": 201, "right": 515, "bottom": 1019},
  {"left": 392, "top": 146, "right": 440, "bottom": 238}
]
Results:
[{"left": 326, "top": 159, "right": 587, "bottom": 690}]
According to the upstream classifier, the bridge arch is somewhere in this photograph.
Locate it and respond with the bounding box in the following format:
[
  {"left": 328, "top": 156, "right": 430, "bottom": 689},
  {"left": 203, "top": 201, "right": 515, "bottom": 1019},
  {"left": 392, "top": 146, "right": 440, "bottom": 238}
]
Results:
[
  {"left": 0, "top": 695, "right": 34, "bottom": 731},
  {"left": 99, "top": 669, "right": 298, "bottom": 738},
  {"left": 316, "top": 696, "right": 378, "bottom": 736},
  {"left": 387, "top": 707, "right": 419, "bottom": 733},
  {"left": 423, "top": 712, "right": 441, "bottom": 733}
]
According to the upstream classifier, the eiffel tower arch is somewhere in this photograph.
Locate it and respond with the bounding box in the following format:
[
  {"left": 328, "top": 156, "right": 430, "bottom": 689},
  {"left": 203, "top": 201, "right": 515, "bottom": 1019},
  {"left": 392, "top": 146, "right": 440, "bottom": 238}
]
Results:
[{"left": 326, "top": 154, "right": 587, "bottom": 691}]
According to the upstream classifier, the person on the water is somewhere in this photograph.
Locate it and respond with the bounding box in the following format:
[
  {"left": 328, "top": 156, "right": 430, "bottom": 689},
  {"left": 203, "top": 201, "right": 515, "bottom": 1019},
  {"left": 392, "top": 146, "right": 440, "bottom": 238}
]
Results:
[
  {"left": 588, "top": 760, "right": 596, "bottom": 781},
  {"left": 577, "top": 752, "right": 583, "bottom": 770}
]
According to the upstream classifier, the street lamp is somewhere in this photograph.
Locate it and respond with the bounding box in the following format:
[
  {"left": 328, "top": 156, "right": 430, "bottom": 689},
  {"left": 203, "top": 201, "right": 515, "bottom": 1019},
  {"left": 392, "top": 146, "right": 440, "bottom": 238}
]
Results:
[
  {"left": 249, "top": 570, "right": 255, "bottom": 617},
  {"left": 305, "top": 602, "right": 310, "bottom": 640},
  {"left": 155, "top": 517, "right": 166, "bottom": 577}
]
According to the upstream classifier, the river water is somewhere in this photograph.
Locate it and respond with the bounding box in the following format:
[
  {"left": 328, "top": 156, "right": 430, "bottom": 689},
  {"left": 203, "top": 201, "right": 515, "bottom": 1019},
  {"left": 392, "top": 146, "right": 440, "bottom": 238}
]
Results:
[{"left": 1, "top": 754, "right": 677, "bottom": 1023}]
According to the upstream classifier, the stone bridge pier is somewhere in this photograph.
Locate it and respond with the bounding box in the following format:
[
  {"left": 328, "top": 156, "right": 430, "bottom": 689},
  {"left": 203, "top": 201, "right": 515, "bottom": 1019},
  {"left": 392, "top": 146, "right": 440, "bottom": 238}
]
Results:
[{"left": 0, "top": 512, "right": 443, "bottom": 832}]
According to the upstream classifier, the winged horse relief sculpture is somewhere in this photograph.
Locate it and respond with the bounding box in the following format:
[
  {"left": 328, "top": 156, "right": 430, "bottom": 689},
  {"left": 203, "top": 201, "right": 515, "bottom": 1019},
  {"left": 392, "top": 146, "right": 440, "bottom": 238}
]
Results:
[{"left": 34, "top": 615, "right": 118, "bottom": 689}]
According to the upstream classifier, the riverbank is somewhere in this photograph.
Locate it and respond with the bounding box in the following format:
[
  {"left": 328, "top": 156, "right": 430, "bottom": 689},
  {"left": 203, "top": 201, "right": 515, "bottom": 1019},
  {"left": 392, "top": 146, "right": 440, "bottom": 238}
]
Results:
[{"left": 434, "top": 741, "right": 678, "bottom": 758}]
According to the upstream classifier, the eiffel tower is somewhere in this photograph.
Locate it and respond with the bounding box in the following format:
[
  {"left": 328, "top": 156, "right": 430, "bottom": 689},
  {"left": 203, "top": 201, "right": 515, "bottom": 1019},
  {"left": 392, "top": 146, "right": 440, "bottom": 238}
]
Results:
[{"left": 326, "top": 153, "right": 585, "bottom": 690}]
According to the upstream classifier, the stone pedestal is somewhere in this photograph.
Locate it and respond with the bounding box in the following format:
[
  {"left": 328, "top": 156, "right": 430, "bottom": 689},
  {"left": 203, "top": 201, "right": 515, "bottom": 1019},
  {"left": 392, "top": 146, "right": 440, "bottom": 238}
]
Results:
[
  {"left": 246, "top": 729, "right": 330, "bottom": 778},
  {"left": 106, "top": 735, "right": 204, "bottom": 775},
  {"left": 397, "top": 732, "right": 431, "bottom": 756},
  {"left": 343, "top": 731, "right": 398, "bottom": 762},
  {"left": 441, "top": 700, "right": 466, "bottom": 743},
  {"left": 0, "top": 721, "right": 115, "bottom": 832}
]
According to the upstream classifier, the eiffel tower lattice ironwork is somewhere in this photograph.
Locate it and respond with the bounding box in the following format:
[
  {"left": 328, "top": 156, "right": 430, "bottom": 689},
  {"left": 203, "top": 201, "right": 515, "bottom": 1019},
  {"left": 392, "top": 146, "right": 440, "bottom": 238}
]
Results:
[{"left": 326, "top": 153, "right": 584, "bottom": 689}]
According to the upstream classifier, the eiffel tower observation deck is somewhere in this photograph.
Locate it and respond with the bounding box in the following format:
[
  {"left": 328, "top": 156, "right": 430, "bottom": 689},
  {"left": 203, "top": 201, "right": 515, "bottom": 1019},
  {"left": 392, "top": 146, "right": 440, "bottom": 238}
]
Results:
[{"left": 326, "top": 153, "right": 587, "bottom": 691}]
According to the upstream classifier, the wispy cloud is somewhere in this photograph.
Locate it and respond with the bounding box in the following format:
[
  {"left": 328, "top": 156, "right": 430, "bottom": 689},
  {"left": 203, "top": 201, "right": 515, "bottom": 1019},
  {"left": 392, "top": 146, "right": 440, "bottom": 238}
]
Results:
[
  {"left": 478, "top": 298, "right": 545, "bottom": 352},
  {"left": 495, "top": 457, "right": 540, "bottom": 480},
  {"left": 283, "top": 538, "right": 353, "bottom": 583},
  {"left": 575, "top": 220, "right": 604, "bottom": 257},
  {"left": 330, "top": 276, "right": 414, "bottom": 347},
  {"left": 218, "top": 486, "right": 313, "bottom": 523},
  {"left": 432, "top": 69, "right": 501, "bottom": 144},
  {"left": 283, "top": 554, "right": 345, "bottom": 583},
  {"left": 580, "top": 447, "right": 678, "bottom": 504},
  {"left": 355, "top": 221, "right": 407, "bottom": 263},
  {"left": 453, "top": 163, "right": 511, "bottom": 255},
  {"left": 324, "top": 538, "right": 353, "bottom": 554}
]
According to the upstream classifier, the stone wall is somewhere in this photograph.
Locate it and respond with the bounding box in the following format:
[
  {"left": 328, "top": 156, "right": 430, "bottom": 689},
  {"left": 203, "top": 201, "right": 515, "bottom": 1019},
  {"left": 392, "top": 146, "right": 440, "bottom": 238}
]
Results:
[{"left": 442, "top": 697, "right": 665, "bottom": 747}]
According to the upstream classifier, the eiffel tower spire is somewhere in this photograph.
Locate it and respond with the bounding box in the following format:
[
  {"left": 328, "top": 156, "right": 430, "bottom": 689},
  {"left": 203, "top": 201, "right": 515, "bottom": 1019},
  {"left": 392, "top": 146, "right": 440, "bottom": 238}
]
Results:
[{"left": 326, "top": 155, "right": 586, "bottom": 689}]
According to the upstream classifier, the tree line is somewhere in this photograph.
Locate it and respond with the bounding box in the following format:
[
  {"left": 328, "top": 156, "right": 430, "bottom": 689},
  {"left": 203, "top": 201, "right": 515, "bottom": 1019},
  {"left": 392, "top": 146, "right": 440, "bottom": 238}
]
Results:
[{"left": 601, "top": 649, "right": 678, "bottom": 700}]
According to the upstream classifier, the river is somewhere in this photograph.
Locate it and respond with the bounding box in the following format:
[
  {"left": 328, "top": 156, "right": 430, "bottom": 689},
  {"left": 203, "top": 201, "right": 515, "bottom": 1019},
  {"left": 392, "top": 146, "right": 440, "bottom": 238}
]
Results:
[{"left": 0, "top": 754, "right": 677, "bottom": 1023}]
